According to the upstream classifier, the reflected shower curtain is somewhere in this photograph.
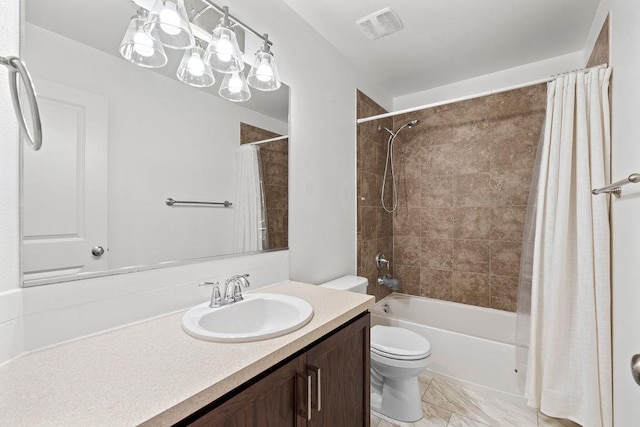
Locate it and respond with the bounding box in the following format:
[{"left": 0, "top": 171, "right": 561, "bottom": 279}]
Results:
[
  {"left": 516, "top": 68, "right": 612, "bottom": 426},
  {"left": 233, "top": 145, "right": 267, "bottom": 253}
]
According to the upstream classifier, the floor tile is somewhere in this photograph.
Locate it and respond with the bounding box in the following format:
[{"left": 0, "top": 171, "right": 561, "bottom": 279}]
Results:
[
  {"left": 422, "top": 378, "right": 537, "bottom": 426},
  {"left": 371, "top": 413, "right": 382, "bottom": 427},
  {"left": 537, "top": 412, "right": 580, "bottom": 427},
  {"left": 419, "top": 371, "right": 434, "bottom": 397},
  {"left": 416, "top": 401, "right": 451, "bottom": 426},
  {"left": 448, "top": 413, "right": 490, "bottom": 426}
]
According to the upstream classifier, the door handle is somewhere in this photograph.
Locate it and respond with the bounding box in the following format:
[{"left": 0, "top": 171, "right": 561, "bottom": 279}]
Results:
[
  {"left": 91, "top": 246, "right": 105, "bottom": 257},
  {"left": 632, "top": 354, "right": 640, "bottom": 386},
  {"left": 309, "top": 365, "right": 322, "bottom": 412},
  {"left": 296, "top": 373, "right": 312, "bottom": 421}
]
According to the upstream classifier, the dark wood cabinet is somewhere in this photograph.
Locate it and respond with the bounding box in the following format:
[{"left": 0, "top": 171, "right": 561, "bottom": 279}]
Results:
[{"left": 181, "top": 312, "right": 370, "bottom": 427}]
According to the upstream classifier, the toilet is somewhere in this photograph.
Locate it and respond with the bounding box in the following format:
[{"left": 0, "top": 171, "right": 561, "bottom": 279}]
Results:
[{"left": 319, "top": 275, "right": 432, "bottom": 423}]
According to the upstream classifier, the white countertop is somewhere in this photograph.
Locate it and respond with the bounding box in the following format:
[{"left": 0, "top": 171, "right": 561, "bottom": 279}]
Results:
[{"left": 0, "top": 281, "right": 374, "bottom": 426}]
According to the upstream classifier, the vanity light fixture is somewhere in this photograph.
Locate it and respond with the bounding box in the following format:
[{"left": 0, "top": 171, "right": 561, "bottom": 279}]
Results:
[
  {"left": 247, "top": 34, "right": 281, "bottom": 91},
  {"left": 177, "top": 40, "right": 215, "bottom": 87},
  {"left": 120, "top": 0, "right": 281, "bottom": 103},
  {"left": 204, "top": 6, "right": 245, "bottom": 74},
  {"left": 219, "top": 65, "right": 251, "bottom": 102},
  {"left": 143, "top": 0, "right": 195, "bottom": 49},
  {"left": 119, "top": 9, "right": 168, "bottom": 69}
]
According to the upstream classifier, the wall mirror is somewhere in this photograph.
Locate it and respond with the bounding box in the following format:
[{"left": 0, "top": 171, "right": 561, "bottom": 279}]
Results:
[{"left": 21, "top": 0, "right": 290, "bottom": 287}]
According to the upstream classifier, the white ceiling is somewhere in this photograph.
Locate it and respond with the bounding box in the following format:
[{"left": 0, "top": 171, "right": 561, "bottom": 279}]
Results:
[{"left": 280, "top": 0, "right": 601, "bottom": 97}]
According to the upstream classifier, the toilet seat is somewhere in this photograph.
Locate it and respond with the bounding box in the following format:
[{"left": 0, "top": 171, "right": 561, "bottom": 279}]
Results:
[{"left": 371, "top": 325, "right": 431, "bottom": 359}]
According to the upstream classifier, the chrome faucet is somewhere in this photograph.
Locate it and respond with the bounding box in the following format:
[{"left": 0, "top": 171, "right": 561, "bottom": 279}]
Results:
[
  {"left": 199, "top": 274, "right": 251, "bottom": 308},
  {"left": 224, "top": 274, "right": 251, "bottom": 304}
]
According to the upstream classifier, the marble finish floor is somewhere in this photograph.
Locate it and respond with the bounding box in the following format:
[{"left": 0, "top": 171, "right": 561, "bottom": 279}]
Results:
[{"left": 371, "top": 373, "right": 580, "bottom": 427}]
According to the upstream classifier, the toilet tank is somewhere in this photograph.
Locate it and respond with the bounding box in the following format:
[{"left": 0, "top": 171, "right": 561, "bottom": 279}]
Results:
[{"left": 319, "top": 275, "right": 368, "bottom": 294}]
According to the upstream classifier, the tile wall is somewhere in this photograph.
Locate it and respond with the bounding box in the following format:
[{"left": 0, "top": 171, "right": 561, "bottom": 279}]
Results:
[
  {"left": 240, "top": 123, "right": 289, "bottom": 250},
  {"left": 357, "top": 86, "right": 546, "bottom": 311},
  {"left": 356, "top": 91, "right": 394, "bottom": 301}
]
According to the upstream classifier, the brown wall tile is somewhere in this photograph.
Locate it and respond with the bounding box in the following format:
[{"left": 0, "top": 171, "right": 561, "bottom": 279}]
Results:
[
  {"left": 454, "top": 173, "right": 492, "bottom": 207},
  {"left": 490, "top": 275, "right": 518, "bottom": 311},
  {"left": 393, "top": 207, "right": 421, "bottom": 237},
  {"left": 491, "top": 241, "right": 522, "bottom": 277},
  {"left": 421, "top": 174, "right": 454, "bottom": 208},
  {"left": 421, "top": 268, "right": 453, "bottom": 300},
  {"left": 454, "top": 207, "right": 491, "bottom": 240},
  {"left": 421, "top": 238, "right": 453, "bottom": 270},
  {"left": 452, "top": 271, "right": 491, "bottom": 307},
  {"left": 394, "top": 236, "right": 421, "bottom": 267},
  {"left": 421, "top": 208, "right": 455, "bottom": 239},
  {"left": 453, "top": 240, "right": 490, "bottom": 273},
  {"left": 491, "top": 206, "right": 526, "bottom": 241},
  {"left": 395, "top": 265, "right": 420, "bottom": 295}
]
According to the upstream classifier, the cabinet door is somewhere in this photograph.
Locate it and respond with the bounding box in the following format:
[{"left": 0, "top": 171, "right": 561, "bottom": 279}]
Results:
[
  {"left": 188, "top": 354, "right": 307, "bottom": 427},
  {"left": 306, "top": 313, "right": 370, "bottom": 427}
]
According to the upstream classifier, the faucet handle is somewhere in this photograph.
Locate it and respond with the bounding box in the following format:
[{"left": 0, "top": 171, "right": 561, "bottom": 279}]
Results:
[
  {"left": 199, "top": 281, "right": 217, "bottom": 287},
  {"left": 200, "top": 281, "right": 223, "bottom": 308}
]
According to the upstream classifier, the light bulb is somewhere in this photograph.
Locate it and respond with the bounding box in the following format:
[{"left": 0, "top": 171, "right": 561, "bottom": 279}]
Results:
[
  {"left": 216, "top": 33, "right": 233, "bottom": 62},
  {"left": 256, "top": 58, "right": 274, "bottom": 82},
  {"left": 159, "top": 3, "right": 181, "bottom": 36},
  {"left": 187, "top": 53, "right": 205, "bottom": 77},
  {"left": 133, "top": 30, "right": 155, "bottom": 57},
  {"left": 228, "top": 73, "right": 243, "bottom": 93}
]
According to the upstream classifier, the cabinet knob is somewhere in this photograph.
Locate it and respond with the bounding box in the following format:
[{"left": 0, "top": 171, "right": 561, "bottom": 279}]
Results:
[{"left": 632, "top": 354, "right": 640, "bottom": 386}]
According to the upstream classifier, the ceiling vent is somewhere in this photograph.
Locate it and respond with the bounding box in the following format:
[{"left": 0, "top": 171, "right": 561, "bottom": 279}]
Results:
[{"left": 356, "top": 7, "right": 404, "bottom": 40}]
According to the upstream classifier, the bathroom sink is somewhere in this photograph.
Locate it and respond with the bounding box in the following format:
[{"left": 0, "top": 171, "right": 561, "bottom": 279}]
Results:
[{"left": 182, "top": 293, "right": 314, "bottom": 342}]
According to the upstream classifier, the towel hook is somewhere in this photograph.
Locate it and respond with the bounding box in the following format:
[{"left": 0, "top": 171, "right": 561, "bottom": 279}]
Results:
[{"left": 1, "top": 56, "right": 42, "bottom": 151}]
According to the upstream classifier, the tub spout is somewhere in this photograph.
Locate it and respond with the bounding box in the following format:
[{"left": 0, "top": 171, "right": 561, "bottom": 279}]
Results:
[{"left": 377, "top": 274, "right": 400, "bottom": 291}]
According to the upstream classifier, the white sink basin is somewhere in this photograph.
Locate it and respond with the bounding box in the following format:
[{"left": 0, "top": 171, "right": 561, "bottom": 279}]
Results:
[{"left": 182, "top": 293, "right": 314, "bottom": 342}]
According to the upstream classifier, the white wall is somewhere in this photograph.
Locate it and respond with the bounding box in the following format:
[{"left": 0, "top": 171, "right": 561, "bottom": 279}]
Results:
[
  {"left": 604, "top": 1, "right": 640, "bottom": 424},
  {"left": 25, "top": 24, "right": 287, "bottom": 270},
  {"left": 392, "top": 51, "right": 583, "bottom": 111}
]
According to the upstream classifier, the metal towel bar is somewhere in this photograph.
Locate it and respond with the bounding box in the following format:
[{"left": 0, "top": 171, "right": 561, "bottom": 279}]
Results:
[
  {"left": 592, "top": 173, "right": 640, "bottom": 198},
  {"left": 1, "top": 56, "right": 42, "bottom": 151},
  {"left": 166, "top": 198, "right": 232, "bottom": 207}
]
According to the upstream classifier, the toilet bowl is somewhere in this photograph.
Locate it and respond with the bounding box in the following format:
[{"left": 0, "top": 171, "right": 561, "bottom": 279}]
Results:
[
  {"left": 370, "top": 325, "right": 431, "bottom": 422},
  {"left": 319, "top": 275, "right": 433, "bottom": 423}
]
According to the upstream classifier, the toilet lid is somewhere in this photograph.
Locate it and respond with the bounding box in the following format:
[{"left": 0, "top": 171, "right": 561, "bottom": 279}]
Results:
[{"left": 371, "top": 325, "right": 431, "bottom": 359}]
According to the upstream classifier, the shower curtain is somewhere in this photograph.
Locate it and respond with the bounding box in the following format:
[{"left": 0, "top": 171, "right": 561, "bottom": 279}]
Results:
[
  {"left": 233, "top": 144, "right": 267, "bottom": 253},
  {"left": 516, "top": 68, "right": 612, "bottom": 426}
]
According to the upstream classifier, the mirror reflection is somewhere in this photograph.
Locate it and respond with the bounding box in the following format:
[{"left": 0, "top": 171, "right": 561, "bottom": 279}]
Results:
[{"left": 21, "top": 0, "right": 289, "bottom": 285}]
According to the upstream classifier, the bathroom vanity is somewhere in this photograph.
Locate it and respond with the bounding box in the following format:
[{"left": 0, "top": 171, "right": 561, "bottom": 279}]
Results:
[
  {"left": 180, "top": 313, "right": 370, "bottom": 426},
  {"left": 0, "top": 281, "right": 374, "bottom": 426}
]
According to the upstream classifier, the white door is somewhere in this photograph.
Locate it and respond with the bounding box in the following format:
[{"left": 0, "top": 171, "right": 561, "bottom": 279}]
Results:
[{"left": 22, "top": 79, "right": 108, "bottom": 280}]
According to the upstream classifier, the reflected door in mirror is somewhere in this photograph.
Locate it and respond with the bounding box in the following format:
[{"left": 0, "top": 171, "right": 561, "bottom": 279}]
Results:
[{"left": 22, "top": 79, "right": 108, "bottom": 280}]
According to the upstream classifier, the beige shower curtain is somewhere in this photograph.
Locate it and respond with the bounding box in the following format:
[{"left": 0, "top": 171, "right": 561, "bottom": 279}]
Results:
[{"left": 524, "top": 68, "right": 612, "bottom": 426}]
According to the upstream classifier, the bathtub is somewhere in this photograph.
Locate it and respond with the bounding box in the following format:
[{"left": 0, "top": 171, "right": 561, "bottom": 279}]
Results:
[{"left": 370, "top": 293, "right": 521, "bottom": 398}]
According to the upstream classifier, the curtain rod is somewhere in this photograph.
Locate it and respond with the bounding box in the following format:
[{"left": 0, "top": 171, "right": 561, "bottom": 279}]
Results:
[
  {"left": 357, "top": 63, "right": 609, "bottom": 124},
  {"left": 246, "top": 135, "right": 288, "bottom": 145}
]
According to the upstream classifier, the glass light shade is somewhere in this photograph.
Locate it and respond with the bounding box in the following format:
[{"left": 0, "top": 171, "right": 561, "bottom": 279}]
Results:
[
  {"left": 204, "top": 25, "right": 244, "bottom": 73},
  {"left": 247, "top": 49, "right": 281, "bottom": 91},
  {"left": 143, "top": 0, "right": 194, "bottom": 49},
  {"left": 219, "top": 68, "right": 251, "bottom": 102},
  {"left": 177, "top": 45, "right": 215, "bottom": 87},
  {"left": 119, "top": 15, "right": 168, "bottom": 68}
]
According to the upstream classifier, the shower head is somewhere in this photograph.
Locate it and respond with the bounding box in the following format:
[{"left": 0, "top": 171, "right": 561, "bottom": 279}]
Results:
[{"left": 377, "top": 119, "right": 421, "bottom": 138}]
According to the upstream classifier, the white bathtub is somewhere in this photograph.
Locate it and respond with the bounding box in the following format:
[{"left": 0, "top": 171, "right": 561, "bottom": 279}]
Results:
[{"left": 370, "top": 293, "right": 522, "bottom": 397}]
